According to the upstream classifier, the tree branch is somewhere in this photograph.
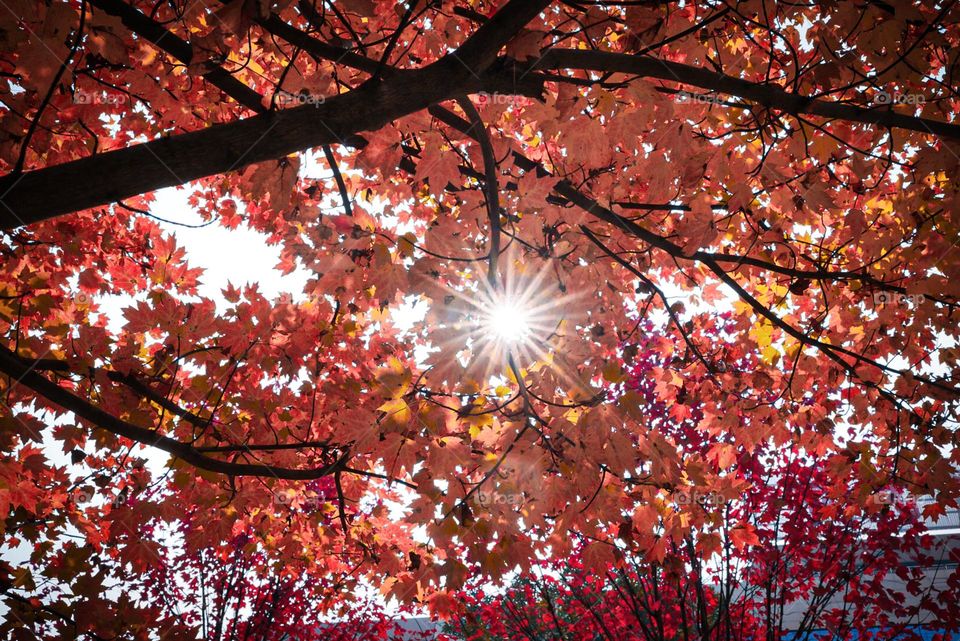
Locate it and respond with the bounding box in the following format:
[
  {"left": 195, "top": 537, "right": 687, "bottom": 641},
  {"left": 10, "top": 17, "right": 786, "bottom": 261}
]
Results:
[
  {"left": 534, "top": 49, "right": 960, "bottom": 140},
  {"left": 0, "top": 0, "right": 549, "bottom": 229},
  {"left": 456, "top": 96, "right": 501, "bottom": 286},
  {"left": 0, "top": 345, "right": 350, "bottom": 479},
  {"left": 428, "top": 103, "right": 947, "bottom": 304},
  {"left": 88, "top": 0, "right": 264, "bottom": 113},
  {"left": 321, "top": 144, "right": 353, "bottom": 217}
]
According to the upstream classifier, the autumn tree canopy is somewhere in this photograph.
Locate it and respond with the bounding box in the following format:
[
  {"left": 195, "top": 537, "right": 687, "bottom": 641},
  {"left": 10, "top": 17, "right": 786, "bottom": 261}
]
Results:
[
  {"left": 447, "top": 342, "right": 960, "bottom": 640},
  {"left": 3, "top": 0, "right": 960, "bottom": 638}
]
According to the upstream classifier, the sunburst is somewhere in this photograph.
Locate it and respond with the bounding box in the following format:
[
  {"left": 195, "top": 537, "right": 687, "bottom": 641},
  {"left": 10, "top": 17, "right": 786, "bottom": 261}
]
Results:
[
  {"left": 422, "top": 254, "right": 583, "bottom": 393},
  {"left": 483, "top": 295, "right": 533, "bottom": 346}
]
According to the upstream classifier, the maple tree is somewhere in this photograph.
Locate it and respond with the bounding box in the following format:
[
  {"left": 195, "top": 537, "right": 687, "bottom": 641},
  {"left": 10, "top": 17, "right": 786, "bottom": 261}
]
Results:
[
  {"left": 447, "top": 339, "right": 960, "bottom": 640},
  {"left": 3, "top": 0, "right": 960, "bottom": 637},
  {"left": 3, "top": 517, "right": 435, "bottom": 640}
]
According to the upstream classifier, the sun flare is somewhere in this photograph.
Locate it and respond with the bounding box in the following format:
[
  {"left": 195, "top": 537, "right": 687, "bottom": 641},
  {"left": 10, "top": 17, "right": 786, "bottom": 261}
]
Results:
[
  {"left": 421, "top": 252, "right": 586, "bottom": 393},
  {"left": 483, "top": 298, "right": 533, "bottom": 345}
]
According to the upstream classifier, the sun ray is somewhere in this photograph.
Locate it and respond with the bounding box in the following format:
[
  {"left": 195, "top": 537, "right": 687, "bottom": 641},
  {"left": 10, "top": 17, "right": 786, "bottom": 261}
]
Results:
[{"left": 417, "top": 252, "right": 590, "bottom": 399}]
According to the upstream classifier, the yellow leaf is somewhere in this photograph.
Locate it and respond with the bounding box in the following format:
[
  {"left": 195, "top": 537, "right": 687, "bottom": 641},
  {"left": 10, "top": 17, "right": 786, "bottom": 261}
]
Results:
[
  {"left": 749, "top": 320, "right": 773, "bottom": 349},
  {"left": 761, "top": 345, "right": 781, "bottom": 366},
  {"left": 379, "top": 397, "right": 411, "bottom": 427},
  {"left": 376, "top": 357, "right": 411, "bottom": 398}
]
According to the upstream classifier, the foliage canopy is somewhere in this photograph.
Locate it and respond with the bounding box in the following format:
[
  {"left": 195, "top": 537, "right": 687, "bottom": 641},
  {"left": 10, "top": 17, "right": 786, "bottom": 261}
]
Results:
[{"left": 3, "top": 0, "right": 960, "bottom": 637}]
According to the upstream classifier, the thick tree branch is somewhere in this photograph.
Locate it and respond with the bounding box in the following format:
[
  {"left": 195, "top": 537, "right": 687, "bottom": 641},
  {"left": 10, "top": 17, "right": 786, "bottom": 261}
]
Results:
[
  {"left": 11, "top": 355, "right": 231, "bottom": 435},
  {"left": 0, "top": 63, "right": 542, "bottom": 230},
  {"left": 0, "top": 0, "right": 549, "bottom": 230},
  {"left": 534, "top": 50, "right": 960, "bottom": 140},
  {"left": 8, "top": 4, "right": 958, "bottom": 230}
]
